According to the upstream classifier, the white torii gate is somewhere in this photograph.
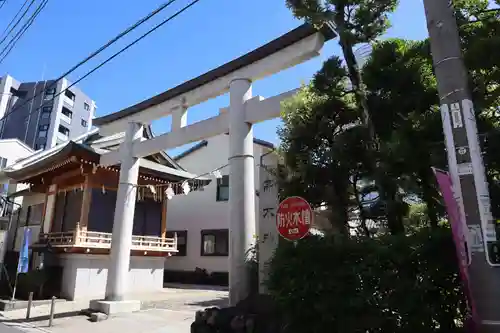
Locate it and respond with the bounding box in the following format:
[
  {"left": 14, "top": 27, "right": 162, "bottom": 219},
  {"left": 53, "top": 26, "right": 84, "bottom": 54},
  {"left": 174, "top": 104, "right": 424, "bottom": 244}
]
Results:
[{"left": 93, "top": 24, "right": 334, "bottom": 307}]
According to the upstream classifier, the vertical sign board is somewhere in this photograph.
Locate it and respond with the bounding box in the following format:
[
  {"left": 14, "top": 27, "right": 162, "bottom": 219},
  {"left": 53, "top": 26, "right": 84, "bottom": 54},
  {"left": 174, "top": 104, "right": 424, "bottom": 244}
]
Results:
[
  {"left": 433, "top": 168, "right": 478, "bottom": 326},
  {"left": 257, "top": 155, "right": 279, "bottom": 294},
  {"left": 18, "top": 227, "right": 31, "bottom": 274},
  {"left": 276, "top": 196, "right": 313, "bottom": 241}
]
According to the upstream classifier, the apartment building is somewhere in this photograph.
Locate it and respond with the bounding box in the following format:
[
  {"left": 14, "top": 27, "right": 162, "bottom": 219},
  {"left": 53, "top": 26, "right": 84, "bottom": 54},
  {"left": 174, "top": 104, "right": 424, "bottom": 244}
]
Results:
[{"left": 0, "top": 74, "right": 95, "bottom": 151}]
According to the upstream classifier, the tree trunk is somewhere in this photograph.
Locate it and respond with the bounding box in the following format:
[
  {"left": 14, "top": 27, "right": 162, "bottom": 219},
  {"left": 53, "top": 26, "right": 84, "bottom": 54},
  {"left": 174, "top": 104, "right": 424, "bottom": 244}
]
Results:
[
  {"left": 335, "top": 23, "right": 375, "bottom": 140},
  {"left": 335, "top": 17, "right": 401, "bottom": 235},
  {"left": 328, "top": 181, "right": 350, "bottom": 236},
  {"left": 419, "top": 169, "right": 440, "bottom": 229},
  {"left": 381, "top": 177, "right": 405, "bottom": 235},
  {"left": 352, "top": 175, "right": 370, "bottom": 237}
]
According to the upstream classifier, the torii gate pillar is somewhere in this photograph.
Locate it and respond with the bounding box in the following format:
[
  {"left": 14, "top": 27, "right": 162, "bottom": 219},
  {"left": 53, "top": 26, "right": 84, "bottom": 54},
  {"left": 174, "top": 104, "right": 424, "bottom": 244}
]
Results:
[{"left": 228, "top": 78, "right": 256, "bottom": 305}]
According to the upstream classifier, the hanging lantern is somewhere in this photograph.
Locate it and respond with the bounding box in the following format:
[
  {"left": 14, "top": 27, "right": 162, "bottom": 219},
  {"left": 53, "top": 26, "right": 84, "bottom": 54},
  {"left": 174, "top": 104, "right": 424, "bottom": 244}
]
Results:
[
  {"left": 165, "top": 186, "right": 175, "bottom": 200},
  {"left": 182, "top": 181, "right": 191, "bottom": 195},
  {"left": 148, "top": 185, "right": 156, "bottom": 195}
]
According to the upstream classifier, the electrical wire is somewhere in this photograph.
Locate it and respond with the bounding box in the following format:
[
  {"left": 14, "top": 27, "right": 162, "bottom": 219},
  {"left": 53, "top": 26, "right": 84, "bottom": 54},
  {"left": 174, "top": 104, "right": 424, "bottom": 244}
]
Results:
[
  {"left": 0, "top": 0, "right": 37, "bottom": 48},
  {"left": 0, "top": 0, "right": 180, "bottom": 122},
  {"left": 0, "top": 0, "right": 29, "bottom": 42},
  {"left": 0, "top": 0, "right": 202, "bottom": 127},
  {"left": 0, "top": 0, "right": 8, "bottom": 11},
  {"left": 0, "top": 0, "right": 48, "bottom": 64}
]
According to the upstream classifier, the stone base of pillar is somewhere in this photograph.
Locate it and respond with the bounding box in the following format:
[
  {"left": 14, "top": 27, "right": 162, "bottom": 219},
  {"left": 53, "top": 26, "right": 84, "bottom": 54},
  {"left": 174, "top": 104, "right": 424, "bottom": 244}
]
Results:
[{"left": 89, "top": 299, "right": 141, "bottom": 315}]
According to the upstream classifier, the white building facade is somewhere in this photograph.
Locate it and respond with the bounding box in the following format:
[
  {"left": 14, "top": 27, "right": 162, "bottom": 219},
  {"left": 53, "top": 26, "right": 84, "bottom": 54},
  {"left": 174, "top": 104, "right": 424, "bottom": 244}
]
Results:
[{"left": 165, "top": 134, "right": 274, "bottom": 277}]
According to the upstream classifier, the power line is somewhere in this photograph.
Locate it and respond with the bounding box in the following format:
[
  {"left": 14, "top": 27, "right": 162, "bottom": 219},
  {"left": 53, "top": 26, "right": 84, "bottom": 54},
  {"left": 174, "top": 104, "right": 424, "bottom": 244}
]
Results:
[
  {"left": 0, "top": 0, "right": 180, "bottom": 122},
  {"left": 58, "top": 0, "right": 202, "bottom": 103},
  {"left": 0, "top": 0, "right": 37, "bottom": 48},
  {"left": 0, "top": 0, "right": 49, "bottom": 64},
  {"left": 0, "top": 0, "right": 8, "bottom": 11},
  {"left": 1, "top": 0, "right": 202, "bottom": 129},
  {"left": 0, "top": 0, "right": 30, "bottom": 42}
]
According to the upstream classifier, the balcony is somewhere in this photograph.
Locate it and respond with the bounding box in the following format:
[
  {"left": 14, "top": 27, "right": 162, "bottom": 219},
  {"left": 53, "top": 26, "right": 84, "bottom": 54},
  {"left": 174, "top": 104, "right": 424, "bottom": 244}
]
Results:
[
  {"left": 63, "top": 95, "right": 75, "bottom": 107},
  {"left": 34, "top": 228, "right": 178, "bottom": 255},
  {"left": 60, "top": 112, "right": 72, "bottom": 125}
]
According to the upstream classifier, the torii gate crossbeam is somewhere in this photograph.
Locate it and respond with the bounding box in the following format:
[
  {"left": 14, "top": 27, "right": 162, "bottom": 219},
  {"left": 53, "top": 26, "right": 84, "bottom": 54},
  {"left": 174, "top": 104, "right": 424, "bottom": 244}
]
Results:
[{"left": 92, "top": 24, "right": 335, "bottom": 308}]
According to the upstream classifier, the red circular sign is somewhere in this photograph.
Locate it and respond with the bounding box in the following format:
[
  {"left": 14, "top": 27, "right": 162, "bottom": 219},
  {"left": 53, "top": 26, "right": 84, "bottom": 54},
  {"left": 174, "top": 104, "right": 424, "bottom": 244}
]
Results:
[{"left": 276, "top": 196, "right": 313, "bottom": 241}]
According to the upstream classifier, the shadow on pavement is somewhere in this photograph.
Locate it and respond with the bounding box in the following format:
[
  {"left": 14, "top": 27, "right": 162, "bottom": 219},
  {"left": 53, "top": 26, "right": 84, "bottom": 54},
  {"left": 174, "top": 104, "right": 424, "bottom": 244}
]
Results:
[
  {"left": 163, "top": 283, "right": 228, "bottom": 292},
  {"left": 186, "top": 297, "right": 229, "bottom": 308},
  {"left": 0, "top": 310, "right": 84, "bottom": 324}
]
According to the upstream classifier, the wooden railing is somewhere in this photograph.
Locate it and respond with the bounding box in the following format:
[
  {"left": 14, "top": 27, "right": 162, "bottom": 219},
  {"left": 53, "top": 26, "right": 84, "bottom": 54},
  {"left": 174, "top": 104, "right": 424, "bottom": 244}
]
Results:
[{"left": 36, "top": 228, "right": 178, "bottom": 253}]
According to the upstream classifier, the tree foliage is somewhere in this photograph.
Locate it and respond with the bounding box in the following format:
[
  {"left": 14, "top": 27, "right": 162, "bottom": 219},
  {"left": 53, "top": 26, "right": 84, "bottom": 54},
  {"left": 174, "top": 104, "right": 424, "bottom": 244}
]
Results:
[
  {"left": 268, "top": 228, "right": 467, "bottom": 333},
  {"left": 279, "top": 0, "right": 500, "bottom": 235}
]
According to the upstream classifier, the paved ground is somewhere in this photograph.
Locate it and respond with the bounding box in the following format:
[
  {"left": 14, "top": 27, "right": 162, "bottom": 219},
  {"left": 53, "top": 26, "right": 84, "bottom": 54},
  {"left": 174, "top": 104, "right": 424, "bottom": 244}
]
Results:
[
  {"left": 0, "top": 284, "right": 229, "bottom": 333},
  {"left": 0, "top": 323, "right": 25, "bottom": 333}
]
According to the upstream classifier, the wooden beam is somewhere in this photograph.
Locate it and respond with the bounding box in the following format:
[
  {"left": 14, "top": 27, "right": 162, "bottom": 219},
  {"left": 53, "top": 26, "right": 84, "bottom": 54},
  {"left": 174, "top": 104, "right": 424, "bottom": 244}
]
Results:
[
  {"left": 79, "top": 176, "right": 92, "bottom": 231},
  {"left": 52, "top": 168, "right": 85, "bottom": 185}
]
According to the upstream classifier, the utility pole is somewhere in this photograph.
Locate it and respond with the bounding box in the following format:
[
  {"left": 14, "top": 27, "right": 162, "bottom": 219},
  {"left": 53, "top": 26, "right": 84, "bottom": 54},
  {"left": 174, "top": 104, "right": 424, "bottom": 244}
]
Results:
[{"left": 423, "top": 0, "right": 500, "bottom": 332}]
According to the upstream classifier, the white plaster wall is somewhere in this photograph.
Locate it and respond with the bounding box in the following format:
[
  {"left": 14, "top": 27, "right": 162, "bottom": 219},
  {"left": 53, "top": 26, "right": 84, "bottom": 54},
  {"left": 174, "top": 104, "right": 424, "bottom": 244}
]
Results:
[
  {"left": 0, "top": 139, "right": 37, "bottom": 250},
  {"left": 59, "top": 254, "right": 164, "bottom": 300},
  {"left": 165, "top": 134, "right": 269, "bottom": 273},
  {"left": 0, "top": 138, "right": 34, "bottom": 164}
]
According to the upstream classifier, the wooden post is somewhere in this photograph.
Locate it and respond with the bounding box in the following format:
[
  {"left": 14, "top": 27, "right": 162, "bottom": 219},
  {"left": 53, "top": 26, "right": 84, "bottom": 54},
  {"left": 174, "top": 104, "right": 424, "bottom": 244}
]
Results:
[
  {"left": 74, "top": 222, "right": 81, "bottom": 245},
  {"left": 43, "top": 185, "right": 58, "bottom": 234},
  {"left": 161, "top": 199, "right": 167, "bottom": 239},
  {"left": 79, "top": 176, "right": 92, "bottom": 232}
]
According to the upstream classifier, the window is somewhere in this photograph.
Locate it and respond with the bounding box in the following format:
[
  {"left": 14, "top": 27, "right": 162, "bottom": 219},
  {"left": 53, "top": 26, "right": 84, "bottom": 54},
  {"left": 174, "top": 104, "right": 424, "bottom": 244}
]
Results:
[
  {"left": 58, "top": 124, "right": 70, "bottom": 136},
  {"left": 44, "top": 88, "right": 55, "bottom": 101},
  {"left": 81, "top": 119, "right": 88, "bottom": 127},
  {"left": 84, "top": 102, "right": 90, "bottom": 111},
  {"left": 166, "top": 230, "right": 187, "bottom": 256},
  {"left": 0, "top": 157, "right": 7, "bottom": 169},
  {"left": 64, "top": 89, "right": 75, "bottom": 101},
  {"left": 41, "top": 106, "right": 52, "bottom": 119},
  {"left": 61, "top": 106, "right": 73, "bottom": 119},
  {"left": 201, "top": 229, "right": 229, "bottom": 256},
  {"left": 216, "top": 175, "right": 229, "bottom": 202},
  {"left": 38, "top": 124, "right": 49, "bottom": 138}
]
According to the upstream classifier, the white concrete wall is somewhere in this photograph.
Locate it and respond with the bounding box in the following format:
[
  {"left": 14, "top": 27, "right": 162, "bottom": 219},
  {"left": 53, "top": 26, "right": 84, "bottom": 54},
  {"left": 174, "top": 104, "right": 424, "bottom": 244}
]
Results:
[
  {"left": 165, "top": 134, "right": 270, "bottom": 273},
  {"left": 59, "top": 254, "right": 164, "bottom": 300},
  {"left": 0, "top": 139, "right": 35, "bottom": 249},
  {"left": 0, "top": 138, "right": 34, "bottom": 165}
]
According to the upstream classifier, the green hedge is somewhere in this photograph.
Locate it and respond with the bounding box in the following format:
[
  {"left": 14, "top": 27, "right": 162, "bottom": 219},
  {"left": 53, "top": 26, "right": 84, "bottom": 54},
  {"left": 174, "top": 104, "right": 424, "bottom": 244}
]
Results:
[{"left": 267, "top": 228, "right": 467, "bottom": 333}]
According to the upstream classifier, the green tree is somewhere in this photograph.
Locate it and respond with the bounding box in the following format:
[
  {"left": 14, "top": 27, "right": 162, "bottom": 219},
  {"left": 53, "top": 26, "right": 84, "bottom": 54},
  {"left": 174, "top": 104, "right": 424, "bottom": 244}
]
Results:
[
  {"left": 279, "top": 0, "right": 500, "bottom": 233},
  {"left": 286, "top": 0, "right": 405, "bottom": 234}
]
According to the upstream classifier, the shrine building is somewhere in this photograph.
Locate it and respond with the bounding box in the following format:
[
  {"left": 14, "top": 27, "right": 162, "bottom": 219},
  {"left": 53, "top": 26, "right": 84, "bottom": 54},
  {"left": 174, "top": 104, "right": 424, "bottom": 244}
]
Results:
[{"left": 0, "top": 127, "right": 209, "bottom": 300}]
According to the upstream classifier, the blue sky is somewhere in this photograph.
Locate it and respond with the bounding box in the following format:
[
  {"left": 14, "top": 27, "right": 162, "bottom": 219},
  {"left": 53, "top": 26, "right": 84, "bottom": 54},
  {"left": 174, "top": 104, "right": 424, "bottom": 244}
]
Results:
[{"left": 0, "top": 0, "right": 428, "bottom": 156}]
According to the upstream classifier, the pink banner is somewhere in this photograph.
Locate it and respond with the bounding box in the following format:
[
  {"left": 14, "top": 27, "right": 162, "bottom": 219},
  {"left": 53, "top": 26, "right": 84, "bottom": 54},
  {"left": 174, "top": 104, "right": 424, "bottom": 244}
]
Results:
[{"left": 433, "top": 168, "right": 477, "bottom": 329}]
